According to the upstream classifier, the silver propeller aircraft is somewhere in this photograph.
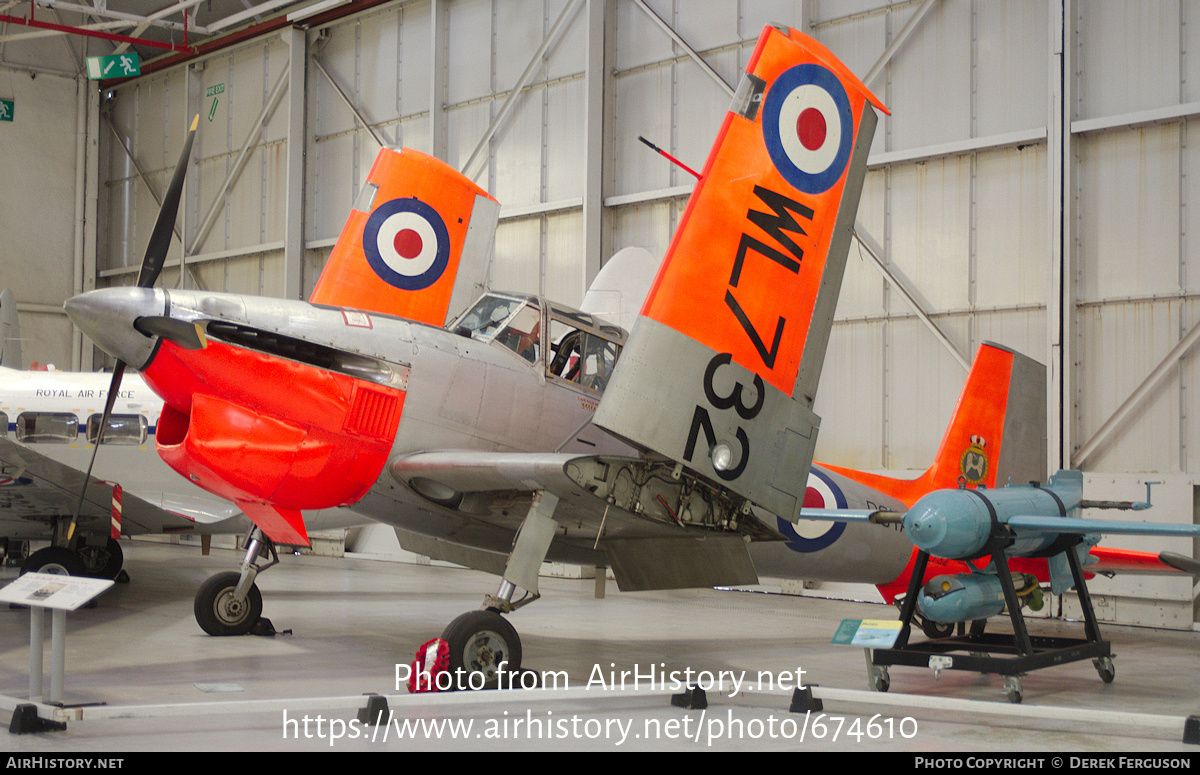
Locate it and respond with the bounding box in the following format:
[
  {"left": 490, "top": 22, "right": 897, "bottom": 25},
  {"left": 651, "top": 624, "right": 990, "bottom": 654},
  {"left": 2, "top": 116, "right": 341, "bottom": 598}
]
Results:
[{"left": 64, "top": 25, "right": 891, "bottom": 686}]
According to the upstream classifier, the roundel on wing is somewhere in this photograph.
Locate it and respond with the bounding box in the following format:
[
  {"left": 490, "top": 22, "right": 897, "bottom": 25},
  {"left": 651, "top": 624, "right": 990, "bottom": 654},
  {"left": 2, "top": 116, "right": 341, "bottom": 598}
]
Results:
[
  {"left": 362, "top": 198, "right": 451, "bottom": 291},
  {"left": 761, "top": 63, "right": 854, "bottom": 195},
  {"left": 775, "top": 467, "right": 847, "bottom": 553}
]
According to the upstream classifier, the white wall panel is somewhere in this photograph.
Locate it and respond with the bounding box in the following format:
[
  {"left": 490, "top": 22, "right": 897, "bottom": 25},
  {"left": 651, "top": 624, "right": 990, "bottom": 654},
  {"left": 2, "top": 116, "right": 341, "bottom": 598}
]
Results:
[
  {"left": 887, "top": 316, "right": 972, "bottom": 468},
  {"left": 887, "top": 0, "right": 972, "bottom": 150},
  {"left": 358, "top": 9, "right": 403, "bottom": 127},
  {"left": 1076, "top": 125, "right": 1181, "bottom": 302},
  {"left": 613, "top": 67, "right": 672, "bottom": 196},
  {"left": 492, "top": 217, "right": 541, "bottom": 293},
  {"left": 310, "top": 132, "right": 359, "bottom": 240},
  {"left": 399, "top": 3, "right": 433, "bottom": 116},
  {"left": 0, "top": 70, "right": 80, "bottom": 368},
  {"left": 1076, "top": 300, "right": 1184, "bottom": 472},
  {"left": 447, "top": 0, "right": 494, "bottom": 104},
  {"left": 545, "top": 79, "right": 585, "bottom": 201},
  {"left": 974, "top": 0, "right": 1047, "bottom": 137},
  {"left": 544, "top": 211, "right": 585, "bottom": 306},
  {"left": 1077, "top": 0, "right": 1181, "bottom": 121},
  {"left": 813, "top": 322, "right": 886, "bottom": 470},
  {"left": 812, "top": 8, "right": 887, "bottom": 88},
  {"left": 888, "top": 156, "right": 972, "bottom": 313},
  {"left": 974, "top": 145, "right": 1049, "bottom": 310},
  {"left": 615, "top": 0, "right": 675, "bottom": 71},
  {"left": 743, "top": 1, "right": 806, "bottom": 36},
  {"left": 674, "top": 50, "right": 736, "bottom": 174},
  {"left": 972, "top": 308, "right": 1047, "bottom": 367},
  {"left": 493, "top": 95, "right": 543, "bottom": 207},
  {"left": 495, "top": 0, "right": 547, "bottom": 87}
]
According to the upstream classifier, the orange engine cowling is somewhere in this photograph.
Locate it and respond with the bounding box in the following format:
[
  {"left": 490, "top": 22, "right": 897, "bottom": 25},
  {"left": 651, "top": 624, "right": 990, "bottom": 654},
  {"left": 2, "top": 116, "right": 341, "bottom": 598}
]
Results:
[{"left": 147, "top": 338, "right": 404, "bottom": 546}]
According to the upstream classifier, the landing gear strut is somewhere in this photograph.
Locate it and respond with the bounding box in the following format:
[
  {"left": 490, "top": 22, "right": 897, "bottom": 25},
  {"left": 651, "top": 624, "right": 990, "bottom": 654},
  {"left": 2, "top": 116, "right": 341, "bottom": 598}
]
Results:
[
  {"left": 194, "top": 527, "right": 276, "bottom": 636},
  {"left": 430, "top": 492, "right": 558, "bottom": 691}
]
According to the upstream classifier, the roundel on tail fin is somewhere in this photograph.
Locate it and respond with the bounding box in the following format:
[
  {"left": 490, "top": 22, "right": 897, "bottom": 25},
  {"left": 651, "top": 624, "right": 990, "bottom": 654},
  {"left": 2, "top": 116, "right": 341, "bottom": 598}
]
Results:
[
  {"left": 762, "top": 63, "right": 854, "bottom": 195},
  {"left": 362, "top": 199, "right": 451, "bottom": 291}
]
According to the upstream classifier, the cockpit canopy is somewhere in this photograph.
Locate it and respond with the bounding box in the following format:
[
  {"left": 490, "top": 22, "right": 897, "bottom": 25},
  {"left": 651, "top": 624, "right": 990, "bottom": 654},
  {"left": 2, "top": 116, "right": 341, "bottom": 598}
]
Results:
[{"left": 450, "top": 292, "right": 626, "bottom": 394}]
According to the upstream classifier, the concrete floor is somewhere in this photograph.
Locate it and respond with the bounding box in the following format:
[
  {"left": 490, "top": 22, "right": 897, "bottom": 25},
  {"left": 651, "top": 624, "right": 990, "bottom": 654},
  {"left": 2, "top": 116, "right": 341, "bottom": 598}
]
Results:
[{"left": 2, "top": 540, "right": 1199, "bottom": 752}]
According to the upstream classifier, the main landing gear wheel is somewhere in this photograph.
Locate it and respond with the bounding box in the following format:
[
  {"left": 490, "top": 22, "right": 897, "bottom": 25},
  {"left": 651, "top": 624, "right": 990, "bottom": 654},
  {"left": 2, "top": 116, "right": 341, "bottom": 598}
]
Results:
[
  {"left": 79, "top": 538, "right": 123, "bottom": 579},
  {"left": 194, "top": 571, "right": 263, "bottom": 636},
  {"left": 441, "top": 610, "right": 522, "bottom": 690},
  {"left": 20, "top": 546, "right": 86, "bottom": 577}
]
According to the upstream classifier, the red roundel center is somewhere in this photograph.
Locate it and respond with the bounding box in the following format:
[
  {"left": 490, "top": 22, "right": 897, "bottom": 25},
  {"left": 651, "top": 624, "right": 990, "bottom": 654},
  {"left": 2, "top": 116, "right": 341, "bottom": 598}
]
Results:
[
  {"left": 803, "top": 486, "right": 824, "bottom": 508},
  {"left": 797, "top": 107, "right": 827, "bottom": 152},
  {"left": 394, "top": 229, "right": 423, "bottom": 260}
]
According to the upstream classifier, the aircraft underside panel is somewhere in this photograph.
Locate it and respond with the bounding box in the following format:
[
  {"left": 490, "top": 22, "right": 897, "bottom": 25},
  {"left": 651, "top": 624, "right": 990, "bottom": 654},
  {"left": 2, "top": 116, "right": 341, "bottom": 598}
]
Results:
[
  {"left": 603, "top": 535, "right": 758, "bottom": 591},
  {"left": 386, "top": 449, "right": 790, "bottom": 588}
]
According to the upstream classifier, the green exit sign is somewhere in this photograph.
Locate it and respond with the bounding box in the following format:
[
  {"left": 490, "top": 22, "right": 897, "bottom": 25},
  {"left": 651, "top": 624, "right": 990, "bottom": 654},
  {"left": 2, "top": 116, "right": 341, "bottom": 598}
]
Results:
[
  {"left": 85, "top": 53, "right": 140, "bottom": 80},
  {"left": 0, "top": 100, "right": 12, "bottom": 122}
]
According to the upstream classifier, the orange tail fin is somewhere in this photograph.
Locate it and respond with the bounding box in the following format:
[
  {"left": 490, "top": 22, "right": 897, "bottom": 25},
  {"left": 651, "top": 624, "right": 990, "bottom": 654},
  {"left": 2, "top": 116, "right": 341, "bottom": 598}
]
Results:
[
  {"left": 595, "top": 25, "right": 886, "bottom": 523},
  {"left": 309, "top": 148, "right": 499, "bottom": 327},
  {"left": 824, "top": 342, "right": 1047, "bottom": 507}
]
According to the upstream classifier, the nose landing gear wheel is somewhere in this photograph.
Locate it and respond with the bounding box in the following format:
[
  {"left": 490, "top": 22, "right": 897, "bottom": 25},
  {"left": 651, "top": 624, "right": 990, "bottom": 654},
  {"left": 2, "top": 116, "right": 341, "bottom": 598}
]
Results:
[
  {"left": 194, "top": 571, "right": 263, "bottom": 636},
  {"left": 441, "top": 610, "right": 522, "bottom": 690}
]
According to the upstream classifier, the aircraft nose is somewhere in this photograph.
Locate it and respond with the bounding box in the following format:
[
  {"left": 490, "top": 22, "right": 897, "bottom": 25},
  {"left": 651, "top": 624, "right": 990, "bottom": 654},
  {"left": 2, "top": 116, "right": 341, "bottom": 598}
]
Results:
[{"left": 64, "top": 286, "right": 168, "bottom": 370}]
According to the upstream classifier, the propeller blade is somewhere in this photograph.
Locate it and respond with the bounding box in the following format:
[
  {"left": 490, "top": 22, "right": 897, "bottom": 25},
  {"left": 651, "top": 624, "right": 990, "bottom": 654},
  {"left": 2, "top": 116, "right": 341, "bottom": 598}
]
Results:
[
  {"left": 66, "top": 361, "right": 126, "bottom": 542},
  {"left": 65, "top": 117, "right": 198, "bottom": 552},
  {"left": 136, "top": 114, "right": 199, "bottom": 289},
  {"left": 134, "top": 316, "right": 208, "bottom": 351}
]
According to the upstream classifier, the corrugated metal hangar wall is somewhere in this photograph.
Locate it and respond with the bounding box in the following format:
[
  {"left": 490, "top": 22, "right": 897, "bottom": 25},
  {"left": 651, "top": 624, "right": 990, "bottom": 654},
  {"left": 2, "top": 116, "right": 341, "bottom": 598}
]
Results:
[{"left": 1, "top": 0, "right": 1196, "bottom": 625}]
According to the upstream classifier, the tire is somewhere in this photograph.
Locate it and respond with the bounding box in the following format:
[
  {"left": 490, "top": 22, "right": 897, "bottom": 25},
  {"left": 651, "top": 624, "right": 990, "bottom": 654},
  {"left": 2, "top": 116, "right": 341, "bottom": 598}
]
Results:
[
  {"left": 78, "top": 538, "right": 124, "bottom": 579},
  {"left": 440, "top": 610, "right": 522, "bottom": 690},
  {"left": 194, "top": 571, "right": 262, "bottom": 636},
  {"left": 21, "top": 546, "right": 86, "bottom": 577}
]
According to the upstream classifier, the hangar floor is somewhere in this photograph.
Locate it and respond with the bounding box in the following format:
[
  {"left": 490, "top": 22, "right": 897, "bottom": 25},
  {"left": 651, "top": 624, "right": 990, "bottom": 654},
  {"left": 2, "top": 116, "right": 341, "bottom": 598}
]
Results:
[{"left": 1, "top": 540, "right": 1198, "bottom": 752}]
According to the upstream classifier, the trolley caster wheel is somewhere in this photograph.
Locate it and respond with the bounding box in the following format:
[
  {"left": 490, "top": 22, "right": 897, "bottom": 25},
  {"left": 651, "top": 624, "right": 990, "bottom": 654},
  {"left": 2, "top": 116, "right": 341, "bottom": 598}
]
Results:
[
  {"left": 1003, "top": 676, "right": 1023, "bottom": 704},
  {"left": 871, "top": 665, "right": 890, "bottom": 693},
  {"left": 1093, "top": 656, "right": 1116, "bottom": 684}
]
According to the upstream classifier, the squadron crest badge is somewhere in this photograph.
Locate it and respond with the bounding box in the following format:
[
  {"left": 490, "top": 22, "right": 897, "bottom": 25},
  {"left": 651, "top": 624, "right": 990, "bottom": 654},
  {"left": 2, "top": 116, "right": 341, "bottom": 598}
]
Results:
[{"left": 959, "top": 435, "right": 988, "bottom": 484}]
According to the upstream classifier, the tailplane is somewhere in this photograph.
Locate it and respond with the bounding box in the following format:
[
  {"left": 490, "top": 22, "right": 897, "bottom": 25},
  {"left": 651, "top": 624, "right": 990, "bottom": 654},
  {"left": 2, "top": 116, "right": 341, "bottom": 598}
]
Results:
[
  {"left": 595, "top": 25, "right": 887, "bottom": 524},
  {"left": 823, "top": 342, "right": 1048, "bottom": 507},
  {"left": 309, "top": 148, "right": 499, "bottom": 327}
]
